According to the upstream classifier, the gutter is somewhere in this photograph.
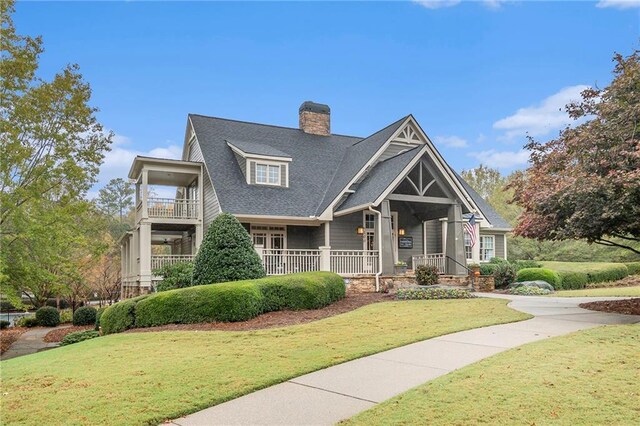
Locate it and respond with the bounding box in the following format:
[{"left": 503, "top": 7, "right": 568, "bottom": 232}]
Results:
[{"left": 368, "top": 206, "right": 382, "bottom": 292}]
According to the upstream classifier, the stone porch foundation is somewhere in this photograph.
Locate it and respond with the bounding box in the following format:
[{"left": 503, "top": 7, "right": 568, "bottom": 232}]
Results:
[{"left": 345, "top": 274, "right": 495, "bottom": 294}]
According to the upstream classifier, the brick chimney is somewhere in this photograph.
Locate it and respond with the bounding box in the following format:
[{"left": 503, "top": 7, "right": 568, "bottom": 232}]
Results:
[{"left": 299, "top": 101, "right": 330, "bottom": 136}]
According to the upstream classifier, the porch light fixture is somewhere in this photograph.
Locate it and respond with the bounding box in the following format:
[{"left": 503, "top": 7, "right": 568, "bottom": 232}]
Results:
[
  {"left": 398, "top": 228, "right": 406, "bottom": 236},
  {"left": 356, "top": 226, "right": 365, "bottom": 235}
]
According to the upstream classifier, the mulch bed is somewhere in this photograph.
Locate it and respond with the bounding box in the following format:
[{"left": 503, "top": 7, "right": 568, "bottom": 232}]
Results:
[
  {"left": 127, "top": 292, "right": 393, "bottom": 333},
  {"left": 579, "top": 298, "right": 640, "bottom": 316},
  {"left": 585, "top": 275, "right": 640, "bottom": 288},
  {"left": 43, "top": 325, "right": 94, "bottom": 343},
  {"left": 0, "top": 327, "right": 28, "bottom": 354}
]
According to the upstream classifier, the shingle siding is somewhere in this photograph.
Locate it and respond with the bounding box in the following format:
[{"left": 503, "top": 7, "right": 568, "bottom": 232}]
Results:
[
  {"left": 188, "top": 139, "right": 221, "bottom": 231},
  {"left": 233, "top": 152, "right": 247, "bottom": 178},
  {"left": 249, "top": 161, "right": 256, "bottom": 185}
]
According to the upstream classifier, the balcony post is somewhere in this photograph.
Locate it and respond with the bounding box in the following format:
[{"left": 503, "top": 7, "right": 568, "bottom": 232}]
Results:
[
  {"left": 254, "top": 244, "right": 264, "bottom": 260},
  {"left": 194, "top": 224, "right": 203, "bottom": 254},
  {"left": 319, "top": 246, "right": 331, "bottom": 272},
  {"left": 139, "top": 222, "right": 152, "bottom": 290},
  {"left": 141, "top": 168, "right": 149, "bottom": 219}
]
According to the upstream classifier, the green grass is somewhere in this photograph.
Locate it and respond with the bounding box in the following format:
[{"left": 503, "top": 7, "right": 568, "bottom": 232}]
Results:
[
  {"left": 345, "top": 325, "right": 640, "bottom": 426},
  {"left": 554, "top": 286, "right": 640, "bottom": 297},
  {"left": 540, "top": 261, "right": 626, "bottom": 273},
  {"left": 0, "top": 299, "right": 529, "bottom": 425}
]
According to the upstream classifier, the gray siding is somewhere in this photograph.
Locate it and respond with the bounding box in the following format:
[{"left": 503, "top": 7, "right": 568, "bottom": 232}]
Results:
[
  {"left": 180, "top": 231, "right": 192, "bottom": 255},
  {"left": 393, "top": 203, "right": 424, "bottom": 266},
  {"left": 281, "top": 164, "right": 287, "bottom": 187},
  {"left": 189, "top": 140, "right": 221, "bottom": 231},
  {"left": 234, "top": 152, "right": 247, "bottom": 178},
  {"left": 249, "top": 161, "right": 256, "bottom": 185},
  {"left": 424, "top": 219, "right": 442, "bottom": 254},
  {"left": 310, "top": 224, "right": 325, "bottom": 248},
  {"left": 330, "top": 211, "right": 364, "bottom": 250}
]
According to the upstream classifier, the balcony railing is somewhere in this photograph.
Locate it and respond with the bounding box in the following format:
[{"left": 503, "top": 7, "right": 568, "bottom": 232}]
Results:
[
  {"left": 262, "top": 249, "right": 321, "bottom": 275},
  {"left": 411, "top": 253, "right": 445, "bottom": 274},
  {"left": 147, "top": 198, "right": 199, "bottom": 219},
  {"left": 151, "top": 255, "right": 195, "bottom": 271},
  {"left": 330, "top": 250, "right": 379, "bottom": 276}
]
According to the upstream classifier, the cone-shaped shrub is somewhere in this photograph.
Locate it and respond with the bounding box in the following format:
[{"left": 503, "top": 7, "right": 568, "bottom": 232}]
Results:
[{"left": 192, "top": 213, "right": 266, "bottom": 285}]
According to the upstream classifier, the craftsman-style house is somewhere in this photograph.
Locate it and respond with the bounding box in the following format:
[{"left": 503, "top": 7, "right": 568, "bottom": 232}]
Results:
[{"left": 120, "top": 102, "right": 511, "bottom": 296}]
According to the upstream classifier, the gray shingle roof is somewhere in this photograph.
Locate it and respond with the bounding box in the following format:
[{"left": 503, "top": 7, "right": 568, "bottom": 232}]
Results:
[
  {"left": 226, "top": 139, "right": 291, "bottom": 159},
  {"left": 336, "top": 146, "right": 423, "bottom": 212},
  {"left": 457, "top": 173, "right": 512, "bottom": 230},
  {"left": 189, "top": 113, "right": 511, "bottom": 230}
]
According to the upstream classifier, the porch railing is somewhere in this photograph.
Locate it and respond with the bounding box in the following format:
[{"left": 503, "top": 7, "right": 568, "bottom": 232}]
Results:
[
  {"left": 262, "top": 249, "right": 321, "bottom": 275},
  {"left": 147, "top": 198, "right": 199, "bottom": 219},
  {"left": 151, "top": 254, "right": 195, "bottom": 271},
  {"left": 411, "top": 253, "right": 445, "bottom": 274},
  {"left": 330, "top": 250, "right": 379, "bottom": 276}
]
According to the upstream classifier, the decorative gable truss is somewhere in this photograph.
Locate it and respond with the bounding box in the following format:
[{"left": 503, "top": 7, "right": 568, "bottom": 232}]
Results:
[
  {"left": 394, "top": 123, "right": 423, "bottom": 144},
  {"left": 377, "top": 123, "right": 426, "bottom": 163}
]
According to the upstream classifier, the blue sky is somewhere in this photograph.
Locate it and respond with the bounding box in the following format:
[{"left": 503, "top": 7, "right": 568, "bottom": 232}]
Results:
[{"left": 14, "top": 1, "right": 639, "bottom": 195}]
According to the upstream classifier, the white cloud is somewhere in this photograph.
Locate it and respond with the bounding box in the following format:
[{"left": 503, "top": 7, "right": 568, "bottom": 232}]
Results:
[
  {"left": 434, "top": 135, "right": 469, "bottom": 148},
  {"left": 413, "top": 0, "right": 508, "bottom": 9},
  {"left": 493, "top": 85, "right": 588, "bottom": 139},
  {"left": 596, "top": 0, "right": 640, "bottom": 9},
  {"left": 469, "top": 149, "right": 530, "bottom": 169},
  {"left": 89, "top": 134, "right": 182, "bottom": 199},
  {"left": 413, "top": 0, "right": 461, "bottom": 9}
]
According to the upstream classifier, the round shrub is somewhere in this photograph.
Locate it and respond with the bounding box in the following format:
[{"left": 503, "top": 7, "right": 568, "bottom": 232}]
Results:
[
  {"left": 35, "top": 306, "right": 60, "bottom": 327},
  {"left": 100, "top": 295, "right": 148, "bottom": 335},
  {"left": 493, "top": 263, "right": 517, "bottom": 289},
  {"left": 192, "top": 213, "right": 265, "bottom": 286},
  {"left": 0, "top": 320, "right": 10, "bottom": 329},
  {"left": 16, "top": 316, "right": 38, "bottom": 327},
  {"left": 415, "top": 265, "right": 439, "bottom": 286},
  {"left": 95, "top": 307, "right": 106, "bottom": 331},
  {"left": 60, "top": 330, "right": 100, "bottom": 346},
  {"left": 479, "top": 264, "right": 498, "bottom": 276},
  {"left": 73, "top": 306, "right": 97, "bottom": 326},
  {"left": 516, "top": 268, "right": 562, "bottom": 288}
]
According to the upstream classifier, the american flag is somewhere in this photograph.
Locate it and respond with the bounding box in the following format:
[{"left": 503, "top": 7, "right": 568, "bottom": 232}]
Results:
[{"left": 464, "top": 214, "right": 477, "bottom": 247}]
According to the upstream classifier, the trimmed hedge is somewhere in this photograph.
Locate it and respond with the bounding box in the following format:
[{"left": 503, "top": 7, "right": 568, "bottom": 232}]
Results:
[
  {"left": 35, "top": 306, "right": 60, "bottom": 327},
  {"left": 100, "top": 295, "right": 148, "bottom": 335},
  {"left": 101, "top": 272, "right": 345, "bottom": 334},
  {"left": 73, "top": 306, "right": 97, "bottom": 326},
  {"left": 516, "top": 268, "right": 562, "bottom": 288},
  {"left": 557, "top": 271, "right": 588, "bottom": 290},
  {"left": 626, "top": 262, "right": 640, "bottom": 275}
]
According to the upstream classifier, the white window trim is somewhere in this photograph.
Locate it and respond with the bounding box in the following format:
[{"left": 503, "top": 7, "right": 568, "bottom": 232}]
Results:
[
  {"left": 362, "top": 211, "right": 377, "bottom": 251},
  {"left": 250, "top": 224, "right": 287, "bottom": 250},
  {"left": 255, "top": 161, "right": 282, "bottom": 186},
  {"left": 479, "top": 235, "right": 495, "bottom": 262}
]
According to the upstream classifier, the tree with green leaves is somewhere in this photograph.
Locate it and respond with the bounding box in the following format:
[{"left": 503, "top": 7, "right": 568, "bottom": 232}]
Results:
[
  {"left": 192, "top": 213, "right": 265, "bottom": 285},
  {"left": 510, "top": 51, "right": 640, "bottom": 255},
  {"left": 0, "top": 0, "right": 113, "bottom": 306},
  {"left": 97, "top": 178, "right": 135, "bottom": 223}
]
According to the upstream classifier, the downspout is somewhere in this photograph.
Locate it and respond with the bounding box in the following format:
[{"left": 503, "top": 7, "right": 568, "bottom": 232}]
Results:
[{"left": 369, "top": 206, "right": 382, "bottom": 292}]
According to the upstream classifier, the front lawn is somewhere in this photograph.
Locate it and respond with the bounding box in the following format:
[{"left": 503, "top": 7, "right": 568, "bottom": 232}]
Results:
[
  {"left": 0, "top": 299, "right": 529, "bottom": 425},
  {"left": 555, "top": 286, "right": 640, "bottom": 297},
  {"left": 344, "top": 325, "right": 640, "bottom": 425}
]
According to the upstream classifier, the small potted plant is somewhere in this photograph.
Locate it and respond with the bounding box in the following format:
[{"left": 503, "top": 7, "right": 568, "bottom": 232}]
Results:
[
  {"left": 468, "top": 263, "right": 481, "bottom": 277},
  {"left": 394, "top": 261, "right": 408, "bottom": 275}
]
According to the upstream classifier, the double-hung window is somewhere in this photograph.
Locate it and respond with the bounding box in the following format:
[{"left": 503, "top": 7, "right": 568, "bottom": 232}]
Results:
[
  {"left": 479, "top": 235, "right": 495, "bottom": 262},
  {"left": 464, "top": 231, "right": 473, "bottom": 260},
  {"left": 256, "top": 163, "right": 280, "bottom": 185}
]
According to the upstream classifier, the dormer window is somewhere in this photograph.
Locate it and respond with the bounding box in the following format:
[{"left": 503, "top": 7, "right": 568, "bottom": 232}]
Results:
[
  {"left": 226, "top": 140, "right": 291, "bottom": 188},
  {"left": 256, "top": 163, "right": 281, "bottom": 185}
]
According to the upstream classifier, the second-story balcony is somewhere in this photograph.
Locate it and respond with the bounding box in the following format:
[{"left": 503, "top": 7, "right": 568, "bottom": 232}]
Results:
[{"left": 148, "top": 198, "right": 199, "bottom": 219}]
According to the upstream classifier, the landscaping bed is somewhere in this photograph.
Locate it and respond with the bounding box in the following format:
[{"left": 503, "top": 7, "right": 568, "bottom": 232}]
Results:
[
  {"left": 579, "top": 298, "right": 640, "bottom": 315},
  {"left": 126, "top": 292, "right": 391, "bottom": 333},
  {"left": 43, "top": 325, "right": 94, "bottom": 343},
  {"left": 0, "top": 327, "right": 28, "bottom": 354}
]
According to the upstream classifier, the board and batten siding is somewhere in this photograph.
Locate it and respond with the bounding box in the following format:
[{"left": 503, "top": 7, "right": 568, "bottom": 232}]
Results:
[
  {"left": 188, "top": 140, "right": 221, "bottom": 231},
  {"left": 393, "top": 203, "right": 424, "bottom": 266},
  {"left": 424, "top": 219, "right": 442, "bottom": 254},
  {"left": 330, "top": 211, "right": 364, "bottom": 250}
]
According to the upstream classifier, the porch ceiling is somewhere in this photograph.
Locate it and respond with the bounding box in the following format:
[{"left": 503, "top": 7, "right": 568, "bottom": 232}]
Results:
[
  {"left": 147, "top": 170, "right": 196, "bottom": 187},
  {"left": 151, "top": 223, "right": 196, "bottom": 232},
  {"left": 389, "top": 200, "right": 449, "bottom": 221}
]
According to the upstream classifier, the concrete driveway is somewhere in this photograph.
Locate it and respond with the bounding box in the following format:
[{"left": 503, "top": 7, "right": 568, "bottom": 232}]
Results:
[{"left": 169, "top": 294, "right": 640, "bottom": 426}]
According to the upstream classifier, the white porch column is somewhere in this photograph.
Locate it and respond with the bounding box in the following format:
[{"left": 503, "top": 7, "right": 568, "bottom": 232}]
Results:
[
  {"left": 141, "top": 168, "right": 149, "bottom": 219},
  {"left": 441, "top": 219, "right": 448, "bottom": 255},
  {"left": 323, "top": 222, "right": 330, "bottom": 247},
  {"left": 319, "top": 246, "right": 331, "bottom": 271},
  {"left": 139, "top": 222, "right": 152, "bottom": 288},
  {"left": 194, "top": 223, "right": 203, "bottom": 253}
]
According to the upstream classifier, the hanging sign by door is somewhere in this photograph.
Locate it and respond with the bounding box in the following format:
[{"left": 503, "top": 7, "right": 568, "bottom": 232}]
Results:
[{"left": 398, "top": 236, "right": 413, "bottom": 249}]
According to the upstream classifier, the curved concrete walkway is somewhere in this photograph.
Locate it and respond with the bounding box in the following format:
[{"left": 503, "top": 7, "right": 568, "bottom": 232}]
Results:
[
  {"left": 1, "top": 326, "right": 64, "bottom": 360},
  {"left": 169, "top": 295, "right": 640, "bottom": 426}
]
